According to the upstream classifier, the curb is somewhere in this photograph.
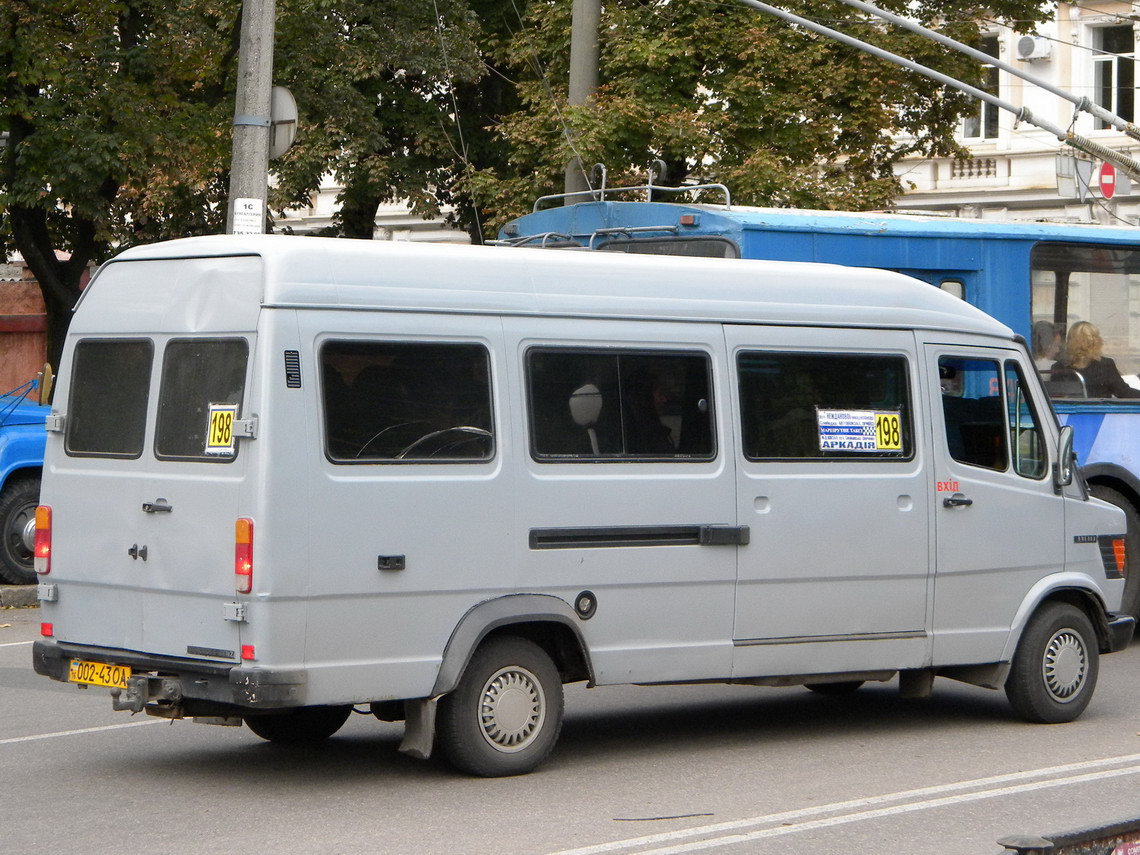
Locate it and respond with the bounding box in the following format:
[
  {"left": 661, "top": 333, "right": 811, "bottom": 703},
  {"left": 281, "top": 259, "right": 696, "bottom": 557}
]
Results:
[{"left": 0, "top": 586, "right": 38, "bottom": 608}]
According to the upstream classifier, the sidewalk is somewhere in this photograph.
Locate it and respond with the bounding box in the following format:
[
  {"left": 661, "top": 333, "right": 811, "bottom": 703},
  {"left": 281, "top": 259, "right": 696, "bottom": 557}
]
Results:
[{"left": 0, "top": 585, "right": 38, "bottom": 608}]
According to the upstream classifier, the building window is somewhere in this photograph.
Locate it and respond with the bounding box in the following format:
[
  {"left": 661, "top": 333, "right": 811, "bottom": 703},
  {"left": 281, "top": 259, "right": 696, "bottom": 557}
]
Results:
[
  {"left": 1092, "top": 25, "right": 1135, "bottom": 128},
  {"left": 963, "top": 35, "right": 1000, "bottom": 140}
]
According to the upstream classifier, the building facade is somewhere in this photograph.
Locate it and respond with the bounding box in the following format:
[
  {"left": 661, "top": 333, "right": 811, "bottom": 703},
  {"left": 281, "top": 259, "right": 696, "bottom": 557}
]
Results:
[{"left": 893, "top": 1, "right": 1140, "bottom": 224}]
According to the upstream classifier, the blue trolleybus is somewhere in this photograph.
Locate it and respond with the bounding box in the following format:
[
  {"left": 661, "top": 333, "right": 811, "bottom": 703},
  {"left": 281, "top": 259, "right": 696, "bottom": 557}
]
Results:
[{"left": 501, "top": 189, "right": 1140, "bottom": 617}]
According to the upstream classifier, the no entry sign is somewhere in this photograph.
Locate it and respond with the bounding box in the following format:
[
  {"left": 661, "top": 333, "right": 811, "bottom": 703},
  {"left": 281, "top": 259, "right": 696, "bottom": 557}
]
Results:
[{"left": 1100, "top": 161, "right": 1117, "bottom": 199}]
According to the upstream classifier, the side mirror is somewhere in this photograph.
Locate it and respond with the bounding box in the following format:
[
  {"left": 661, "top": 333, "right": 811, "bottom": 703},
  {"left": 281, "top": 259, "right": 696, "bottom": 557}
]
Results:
[{"left": 1054, "top": 424, "right": 1075, "bottom": 491}]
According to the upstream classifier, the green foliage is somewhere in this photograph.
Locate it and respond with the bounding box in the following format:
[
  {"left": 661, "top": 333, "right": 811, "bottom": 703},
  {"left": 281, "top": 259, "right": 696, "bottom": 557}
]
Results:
[
  {"left": 270, "top": 0, "right": 484, "bottom": 238},
  {"left": 462, "top": 0, "right": 1050, "bottom": 233}
]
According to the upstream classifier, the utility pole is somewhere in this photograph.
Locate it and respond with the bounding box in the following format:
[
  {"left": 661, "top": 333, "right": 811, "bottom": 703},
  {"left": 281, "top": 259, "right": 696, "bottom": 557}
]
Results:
[
  {"left": 226, "top": 0, "right": 276, "bottom": 235},
  {"left": 564, "top": 0, "right": 600, "bottom": 199}
]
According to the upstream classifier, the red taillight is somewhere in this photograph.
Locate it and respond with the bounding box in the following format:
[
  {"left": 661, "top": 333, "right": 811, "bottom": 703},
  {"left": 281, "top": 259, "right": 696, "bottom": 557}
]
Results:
[
  {"left": 40, "top": 623, "right": 53, "bottom": 637},
  {"left": 241, "top": 645, "right": 256, "bottom": 661},
  {"left": 235, "top": 517, "right": 253, "bottom": 594},
  {"left": 34, "top": 505, "right": 51, "bottom": 575}
]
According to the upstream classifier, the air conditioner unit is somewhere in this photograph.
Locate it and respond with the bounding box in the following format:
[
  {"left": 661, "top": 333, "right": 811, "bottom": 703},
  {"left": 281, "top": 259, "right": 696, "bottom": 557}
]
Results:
[{"left": 1016, "top": 35, "right": 1052, "bottom": 61}]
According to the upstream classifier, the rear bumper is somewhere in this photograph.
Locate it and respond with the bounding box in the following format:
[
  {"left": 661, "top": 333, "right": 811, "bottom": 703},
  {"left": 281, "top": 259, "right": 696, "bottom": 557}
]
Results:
[
  {"left": 32, "top": 638, "right": 309, "bottom": 712},
  {"left": 1104, "top": 613, "right": 1136, "bottom": 653}
]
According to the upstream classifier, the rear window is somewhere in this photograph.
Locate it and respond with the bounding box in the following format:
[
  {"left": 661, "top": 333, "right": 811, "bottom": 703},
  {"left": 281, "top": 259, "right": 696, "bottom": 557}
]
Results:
[
  {"left": 66, "top": 339, "right": 153, "bottom": 458},
  {"left": 155, "top": 339, "right": 249, "bottom": 461}
]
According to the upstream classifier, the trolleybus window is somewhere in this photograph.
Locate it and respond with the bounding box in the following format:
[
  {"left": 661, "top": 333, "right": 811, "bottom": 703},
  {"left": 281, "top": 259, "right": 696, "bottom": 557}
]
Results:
[{"left": 1031, "top": 242, "right": 1140, "bottom": 398}]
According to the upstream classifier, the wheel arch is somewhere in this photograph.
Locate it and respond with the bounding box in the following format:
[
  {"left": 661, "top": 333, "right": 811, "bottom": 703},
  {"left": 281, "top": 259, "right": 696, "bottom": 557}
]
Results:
[
  {"left": 1004, "top": 580, "right": 1115, "bottom": 660},
  {"left": 431, "top": 594, "right": 594, "bottom": 697},
  {"left": 0, "top": 465, "right": 42, "bottom": 491}
]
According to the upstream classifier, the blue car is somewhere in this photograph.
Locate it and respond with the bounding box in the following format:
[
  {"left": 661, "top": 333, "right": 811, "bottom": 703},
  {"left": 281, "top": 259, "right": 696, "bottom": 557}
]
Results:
[{"left": 0, "top": 379, "right": 48, "bottom": 585}]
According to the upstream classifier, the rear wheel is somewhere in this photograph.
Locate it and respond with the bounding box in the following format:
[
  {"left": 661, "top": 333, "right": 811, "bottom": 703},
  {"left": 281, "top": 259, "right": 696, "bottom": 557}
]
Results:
[
  {"left": 1088, "top": 484, "right": 1140, "bottom": 619},
  {"left": 0, "top": 477, "right": 39, "bottom": 585},
  {"left": 1005, "top": 602, "right": 1099, "bottom": 724},
  {"left": 437, "top": 636, "right": 563, "bottom": 777},
  {"left": 244, "top": 705, "right": 352, "bottom": 744}
]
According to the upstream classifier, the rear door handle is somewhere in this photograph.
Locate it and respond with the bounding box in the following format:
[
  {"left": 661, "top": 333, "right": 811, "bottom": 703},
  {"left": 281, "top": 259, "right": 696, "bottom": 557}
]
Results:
[
  {"left": 942, "top": 493, "right": 973, "bottom": 508},
  {"left": 142, "top": 499, "right": 173, "bottom": 514}
]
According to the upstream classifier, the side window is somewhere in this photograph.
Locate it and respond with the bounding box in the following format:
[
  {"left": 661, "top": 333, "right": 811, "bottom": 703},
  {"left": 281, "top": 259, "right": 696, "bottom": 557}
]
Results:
[
  {"left": 1005, "top": 361, "right": 1048, "bottom": 479},
  {"left": 156, "top": 339, "right": 249, "bottom": 461},
  {"left": 528, "top": 349, "right": 714, "bottom": 461},
  {"left": 737, "top": 352, "right": 912, "bottom": 460},
  {"left": 939, "top": 357, "right": 1008, "bottom": 471},
  {"left": 321, "top": 341, "right": 493, "bottom": 463},
  {"left": 66, "top": 339, "right": 153, "bottom": 458}
]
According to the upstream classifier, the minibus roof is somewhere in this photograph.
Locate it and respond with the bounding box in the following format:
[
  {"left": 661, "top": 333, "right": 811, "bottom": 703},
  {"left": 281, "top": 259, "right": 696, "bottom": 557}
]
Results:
[{"left": 108, "top": 234, "right": 1012, "bottom": 338}]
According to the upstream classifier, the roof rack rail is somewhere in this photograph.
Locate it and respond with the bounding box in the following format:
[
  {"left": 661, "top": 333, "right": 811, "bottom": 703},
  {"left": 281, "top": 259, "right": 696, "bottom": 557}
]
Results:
[{"left": 532, "top": 163, "right": 732, "bottom": 212}]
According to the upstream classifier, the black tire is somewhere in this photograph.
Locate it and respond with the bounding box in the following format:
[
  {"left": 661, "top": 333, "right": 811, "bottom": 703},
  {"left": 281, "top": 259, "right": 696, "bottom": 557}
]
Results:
[
  {"left": 244, "top": 705, "right": 352, "bottom": 744},
  {"left": 0, "top": 477, "right": 39, "bottom": 585},
  {"left": 437, "top": 636, "right": 564, "bottom": 777},
  {"left": 1005, "top": 602, "right": 1099, "bottom": 724},
  {"left": 1088, "top": 484, "right": 1140, "bottom": 619},
  {"left": 805, "top": 680, "right": 865, "bottom": 695}
]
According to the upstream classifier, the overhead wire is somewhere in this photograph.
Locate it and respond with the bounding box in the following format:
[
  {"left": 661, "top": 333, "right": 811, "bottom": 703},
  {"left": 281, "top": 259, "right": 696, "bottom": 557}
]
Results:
[
  {"left": 430, "top": 0, "right": 485, "bottom": 242},
  {"left": 508, "top": 0, "right": 595, "bottom": 193}
]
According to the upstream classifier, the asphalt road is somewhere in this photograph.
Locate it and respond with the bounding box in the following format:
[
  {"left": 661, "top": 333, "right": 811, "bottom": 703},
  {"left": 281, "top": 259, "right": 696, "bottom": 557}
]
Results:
[{"left": 3, "top": 603, "right": 1139, "bottom": 855}]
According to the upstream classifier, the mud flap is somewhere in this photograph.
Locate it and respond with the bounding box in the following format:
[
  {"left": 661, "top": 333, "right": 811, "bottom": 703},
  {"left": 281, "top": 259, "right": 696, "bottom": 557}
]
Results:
[{"left": 398, "top": 697, "right": 439, "bottom": 760}]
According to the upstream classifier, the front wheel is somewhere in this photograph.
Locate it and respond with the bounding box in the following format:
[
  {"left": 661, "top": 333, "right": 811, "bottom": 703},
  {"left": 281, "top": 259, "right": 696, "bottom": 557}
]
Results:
[
  {"left": 437, "top": 636, "right": 564, "bottom": 777},
  {"left": 1005, "top": 602, "right": 1099, "bottom": 724},
  {"left": 244, "top": 705, "right": 352, "bottom": 744},
  {"left": 0, "top": 477, "right": 39, "bottom": 585}
]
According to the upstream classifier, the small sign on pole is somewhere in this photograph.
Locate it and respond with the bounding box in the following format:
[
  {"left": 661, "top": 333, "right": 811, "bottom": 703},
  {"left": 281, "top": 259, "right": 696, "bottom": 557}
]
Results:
[
  {"left": 1099, "top": 161, "right": 1118, "bottom": 199},
  {"left": 232, "top": 197, "right": 265, "bottom": 235}
]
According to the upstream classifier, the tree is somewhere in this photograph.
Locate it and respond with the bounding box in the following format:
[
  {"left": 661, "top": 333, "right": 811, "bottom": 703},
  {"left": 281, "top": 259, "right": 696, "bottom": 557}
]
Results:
[
  {"left": 0, "top": 0, "right": 489, "bottom": 364},
  {"left": 0, "top": 1, "right": 239, "bottom": 366},
  {"left": 461, "top": 0, "right": 1052, "bottom": 234},
  {"left": 270, "top": 0, "right": 484, "bottom": 240}
]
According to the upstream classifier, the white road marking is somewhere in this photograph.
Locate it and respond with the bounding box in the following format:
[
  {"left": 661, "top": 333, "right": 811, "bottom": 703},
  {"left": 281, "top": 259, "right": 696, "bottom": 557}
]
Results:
[
  {"left": 0, "top": 719, "right": 163, "bottom": 746},
  {"left": 0, "top": 640, "right": 34, "bottom": 648},
  {"left": 551, "top": 754, "right": 1140, "bottom": 855}
]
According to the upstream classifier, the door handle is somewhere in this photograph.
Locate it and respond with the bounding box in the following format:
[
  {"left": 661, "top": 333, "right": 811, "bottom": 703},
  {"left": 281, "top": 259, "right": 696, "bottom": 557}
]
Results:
[
  {"left": 942, "top": 493, "right": 973, "bottom": 508},
  {"left": 142, "top": 499, "right": 172, "bottom": 514}
]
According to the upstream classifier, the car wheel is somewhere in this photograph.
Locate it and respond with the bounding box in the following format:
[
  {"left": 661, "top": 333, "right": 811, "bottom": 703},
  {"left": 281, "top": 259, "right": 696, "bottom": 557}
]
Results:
[
  {"left": 437, "top": 636, "right": 563, "bottom": 777},
  {"left": 1005, "top": 602, "right": 1099, "bottom": 724},
  {"left": 244, "top": 705, "right": 352, "bottom": 744},
  {"left": 0, "top": 477, "right": 39, "bottom": 585}
]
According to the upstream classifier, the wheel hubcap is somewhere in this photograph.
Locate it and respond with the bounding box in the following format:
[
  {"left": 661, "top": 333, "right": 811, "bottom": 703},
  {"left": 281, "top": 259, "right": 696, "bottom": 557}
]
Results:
[
  {"left": 479, "top": 665, "right": 546, "bottom": 754},
  {"left": 1042, "top": 628, "right": 1087, "bottom": 702}
]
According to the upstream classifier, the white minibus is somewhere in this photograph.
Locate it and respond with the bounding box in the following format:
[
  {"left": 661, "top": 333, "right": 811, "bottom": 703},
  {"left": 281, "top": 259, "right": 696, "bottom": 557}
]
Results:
[{"left": 32, "top": 235, "right": 1134, "bottom": 776}]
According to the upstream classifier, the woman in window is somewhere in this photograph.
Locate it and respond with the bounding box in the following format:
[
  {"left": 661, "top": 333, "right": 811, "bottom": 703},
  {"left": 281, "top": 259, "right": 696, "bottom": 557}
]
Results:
[{"left": 1053, "top": 321, "right": 1140, "bottom": 399}]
